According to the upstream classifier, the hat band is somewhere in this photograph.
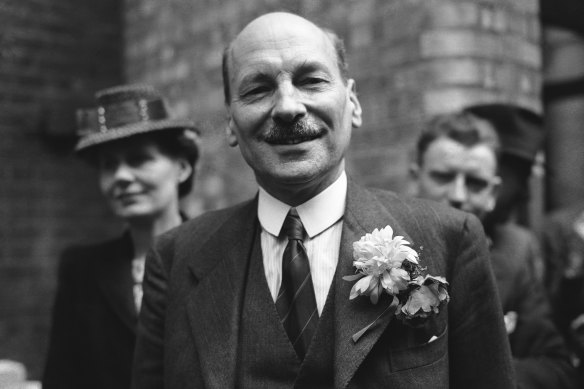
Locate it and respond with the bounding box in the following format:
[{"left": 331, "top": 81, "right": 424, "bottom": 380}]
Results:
[{"left": 97, "top": 99, "right": 168, "bottom": 132}]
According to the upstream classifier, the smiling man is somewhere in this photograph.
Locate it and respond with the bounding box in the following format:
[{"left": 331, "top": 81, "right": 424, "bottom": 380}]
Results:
[{"left": 132, "top": 12, "right": 515, "bottom": 388}]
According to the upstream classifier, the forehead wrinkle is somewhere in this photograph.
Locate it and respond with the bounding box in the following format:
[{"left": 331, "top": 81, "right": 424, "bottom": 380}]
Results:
[
  {"left": 424, "top": 140, "right": 498, "bottom": 178},
  {"left": 230, "top": 16, "right": 337, "bottom": 75},
  {"left": 231, "top": 45, "right": 339, "bottom": 93}
]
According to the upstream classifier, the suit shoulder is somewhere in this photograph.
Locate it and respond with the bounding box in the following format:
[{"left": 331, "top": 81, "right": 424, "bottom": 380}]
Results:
[
  {"left": 367, "top": 187, "right": 476, "bottom": 229},
  {"left": 154, "top": 199, "right": 255, "bottom": 251}
]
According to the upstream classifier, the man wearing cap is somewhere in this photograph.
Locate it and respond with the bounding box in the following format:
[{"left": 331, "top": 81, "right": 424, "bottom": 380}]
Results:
[
  {"left": 543, "top": 202, "right": 584, "bottom": 381},
  {"left": 410, "top": 110, "right": 579, "bottom": 388},
  {"left": 43, "top": 84, "right": 199, "bottom": 389},
  {"left": 132, "top": 12, "right": 514, "bottom": 388},
  {"left": 465, "top": 103, "right": 546, "bottom": 282}
]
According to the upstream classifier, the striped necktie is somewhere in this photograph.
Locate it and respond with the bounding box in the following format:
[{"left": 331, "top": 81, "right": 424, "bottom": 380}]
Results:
[{"left": 275, "top": 208, "right": 319, "bottom": 359}]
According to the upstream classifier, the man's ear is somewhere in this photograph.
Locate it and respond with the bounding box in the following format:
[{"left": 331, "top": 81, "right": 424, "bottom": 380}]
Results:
[
  {"left": 225, "top": 118, "right": 238, "bottom": 147},
  {"left": 347, "top": 79, "right": 362, "bottom": 128},
  {"left": 486, "top": 176, "right": 502, "bottom": 212}
]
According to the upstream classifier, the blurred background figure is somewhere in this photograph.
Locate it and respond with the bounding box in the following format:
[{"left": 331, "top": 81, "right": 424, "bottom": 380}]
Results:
[
  {"left": 42, "top": 84, "right": 200, "bottom": 389},
  {"left": 464, "top": 104, "right": 546, "bottom": 283},
  {"left": 542, "top": 203, "right": 584, "bottom": 379},
  {"left": 409, "top": 111, "right": 579, "bottom": 389}
]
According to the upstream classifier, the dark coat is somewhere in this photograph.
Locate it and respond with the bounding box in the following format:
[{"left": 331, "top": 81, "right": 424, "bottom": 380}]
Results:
[
  {"left": 43, "top": 234, "right": 137, "bottom": 389},
  {"left": 490, "top": 223, "right": 579, "bottom": 389},
  {"left": 542, "top": 204, "right": 584, "bottom": 380},
  {"left": 132, "top": 182, "right": 515, "bottom": 388}
]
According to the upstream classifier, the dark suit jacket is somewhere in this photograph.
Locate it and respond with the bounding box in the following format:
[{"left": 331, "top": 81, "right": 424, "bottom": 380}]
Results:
[
  {"left": 542, "top": 204, "right": 584, "bottom": 380},
  {"left": 542, "top": 204, "right": 584, "bottom": 321},
  {"left": 132, "top": 182, "right": 515, "bottom": 388},
  {"left": 490, "top": 223, "right": 579, "bottom": 389},
  {"left": 43, "top": 234, "right": 137, "bottom": 389}
]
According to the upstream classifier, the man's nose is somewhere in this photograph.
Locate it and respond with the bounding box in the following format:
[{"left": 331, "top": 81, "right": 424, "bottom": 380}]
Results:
[
  {"left": 448, "top": 174, "right": 468, "bottom": 208},
  {"left": 271, "top": 83, "right": 307, "bottom": 123}
]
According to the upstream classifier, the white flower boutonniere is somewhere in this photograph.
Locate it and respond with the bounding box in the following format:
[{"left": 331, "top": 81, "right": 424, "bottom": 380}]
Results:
[{"left": 343, "top": 225, "right": 450, "bottom": 342}]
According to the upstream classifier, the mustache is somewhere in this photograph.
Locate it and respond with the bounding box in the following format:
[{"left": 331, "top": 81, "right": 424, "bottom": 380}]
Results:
[{"left": 262, "top": 119, "right": 324, "bottom": 144}]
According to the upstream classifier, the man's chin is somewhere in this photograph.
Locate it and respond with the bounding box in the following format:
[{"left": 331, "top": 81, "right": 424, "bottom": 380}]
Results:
[
  {"left": 257, "top": 161, "right": 342, "bottom": 192},
  {"left": 256, "top": 164, "right": 321, "bottom": 186}
]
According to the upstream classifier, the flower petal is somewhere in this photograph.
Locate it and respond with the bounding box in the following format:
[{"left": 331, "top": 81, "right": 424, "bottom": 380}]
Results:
[
  {"left": 350, "top": 275, "right": 373, "bottom": 299},
  {"left": 343, "top": 273, "right": 365, "bottom": 282}
]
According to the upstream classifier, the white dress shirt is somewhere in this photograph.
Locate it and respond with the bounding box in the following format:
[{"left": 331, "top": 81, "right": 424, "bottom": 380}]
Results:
[{"left": 258, "top": 172, "right": 347, "bottom": 315}]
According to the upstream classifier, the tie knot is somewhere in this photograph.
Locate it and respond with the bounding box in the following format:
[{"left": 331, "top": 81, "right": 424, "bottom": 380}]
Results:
[{"left": 281, "top": 208, "right": 306, "bottom": 241}]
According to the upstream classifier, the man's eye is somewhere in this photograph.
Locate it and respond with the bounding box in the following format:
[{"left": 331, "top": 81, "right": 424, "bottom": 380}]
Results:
[
  {"left": 298, "top": 77, "right": 326, "bottom": 86},
  {"left": 466, "top": 177, "right": 490, "bottom": 193},
  {"left": 429, "top": 171, "right": 455, "bottom": 184},
  {"left": 242, "top": 85, "right": 271, "bottom": 98}
]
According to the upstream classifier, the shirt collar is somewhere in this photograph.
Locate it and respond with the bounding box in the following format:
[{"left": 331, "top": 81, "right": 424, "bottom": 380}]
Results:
[{"left": 258, "top": 171, "right": 347, "bottom": 238}]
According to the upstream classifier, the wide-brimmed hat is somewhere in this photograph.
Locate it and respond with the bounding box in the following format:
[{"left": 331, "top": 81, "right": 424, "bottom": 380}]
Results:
[{"left": 75, "top": 84, "right": 199, "bottom": 153}]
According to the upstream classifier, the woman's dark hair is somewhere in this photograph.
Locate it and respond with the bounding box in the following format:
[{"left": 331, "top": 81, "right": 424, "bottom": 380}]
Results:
[{"left": 148, "top": 129, "right": 199, "bottom": 197}]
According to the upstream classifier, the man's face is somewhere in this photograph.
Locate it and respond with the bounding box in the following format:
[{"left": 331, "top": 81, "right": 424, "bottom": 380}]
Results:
[
  {"left": 412, "top": 137, "right": 500, "bottom": 220},
  {"left": 225, "top": 13, "right": 362, "bottom": 200}
]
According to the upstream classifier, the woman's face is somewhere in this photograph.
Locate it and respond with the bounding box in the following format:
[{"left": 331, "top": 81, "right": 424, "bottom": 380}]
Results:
[{"left": 97, "top": 137, "right": 191, "bottom": 221}]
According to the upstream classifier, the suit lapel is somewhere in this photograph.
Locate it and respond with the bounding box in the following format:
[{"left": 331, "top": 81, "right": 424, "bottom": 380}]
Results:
[
  {"left": 95, "top": 234, "right": 137, "bottom": 332},
  {"left": 334, "top": 181, "right": 416, "bottom": 389},
  {"left": 186, "top": 200, "right": 259, "bottom": 389}
]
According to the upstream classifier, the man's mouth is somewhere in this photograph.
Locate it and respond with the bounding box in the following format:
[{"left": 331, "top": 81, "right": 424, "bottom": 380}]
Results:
[{"left": 267, "top": 133, "right": 322, "bottom": 145}]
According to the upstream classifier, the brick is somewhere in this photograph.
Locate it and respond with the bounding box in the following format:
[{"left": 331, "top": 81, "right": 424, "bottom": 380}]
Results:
[
  {"left": 505, "top": 37, "right": 541, "bottom": 67},
  {"left": 425, "top": 2, "right": 480, "bottom": 29},
  {"left": 381, "top": 4, "right": 426, "bottom": 44},
  {"left": 423, "top": 59, "right": 484, "bottom": 86},
  {"left": 480, "top": 7, "right": 509, "bottom": 33},
  {"left": 420, "top": 30, "right": 502, "bottom": 59},
  {"left": 526, "top": 16, "right": 541, "bottom": 43},
  {"left": 347, "top": 0, "right": 376, "bottom": 24},
  {"left": 512, "top": 0, "right": 539, "bottom": 14},
  {"left": 423, "top": 87, "right": 501, "bottom": 115}
]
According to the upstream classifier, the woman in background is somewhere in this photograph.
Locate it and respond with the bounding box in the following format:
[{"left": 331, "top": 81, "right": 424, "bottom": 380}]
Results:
[{"left": 43, "top": 84, "right": 200, "bottom": 389}]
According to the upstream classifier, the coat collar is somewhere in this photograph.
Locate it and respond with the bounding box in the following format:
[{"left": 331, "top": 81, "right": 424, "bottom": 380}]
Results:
[{"left": 95, "top": 232, "right": 137, "bottom": 332}]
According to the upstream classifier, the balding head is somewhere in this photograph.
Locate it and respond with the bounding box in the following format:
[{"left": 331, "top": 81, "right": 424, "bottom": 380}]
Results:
[{"left": 221, "top": 12, "right": 348, "bottom": 105}]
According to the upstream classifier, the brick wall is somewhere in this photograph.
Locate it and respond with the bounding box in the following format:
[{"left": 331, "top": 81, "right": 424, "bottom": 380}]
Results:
[
  {"left": 123, "top": 0, "right": 541, "bottom": 206},
  {"left": 0, "top": 0, "right": 123, "bottom": 379}
]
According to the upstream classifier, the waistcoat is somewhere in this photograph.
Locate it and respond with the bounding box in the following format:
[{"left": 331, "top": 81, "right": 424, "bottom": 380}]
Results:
[{"left": 236, "top": 228, "right": 335, "bottom": 389}]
